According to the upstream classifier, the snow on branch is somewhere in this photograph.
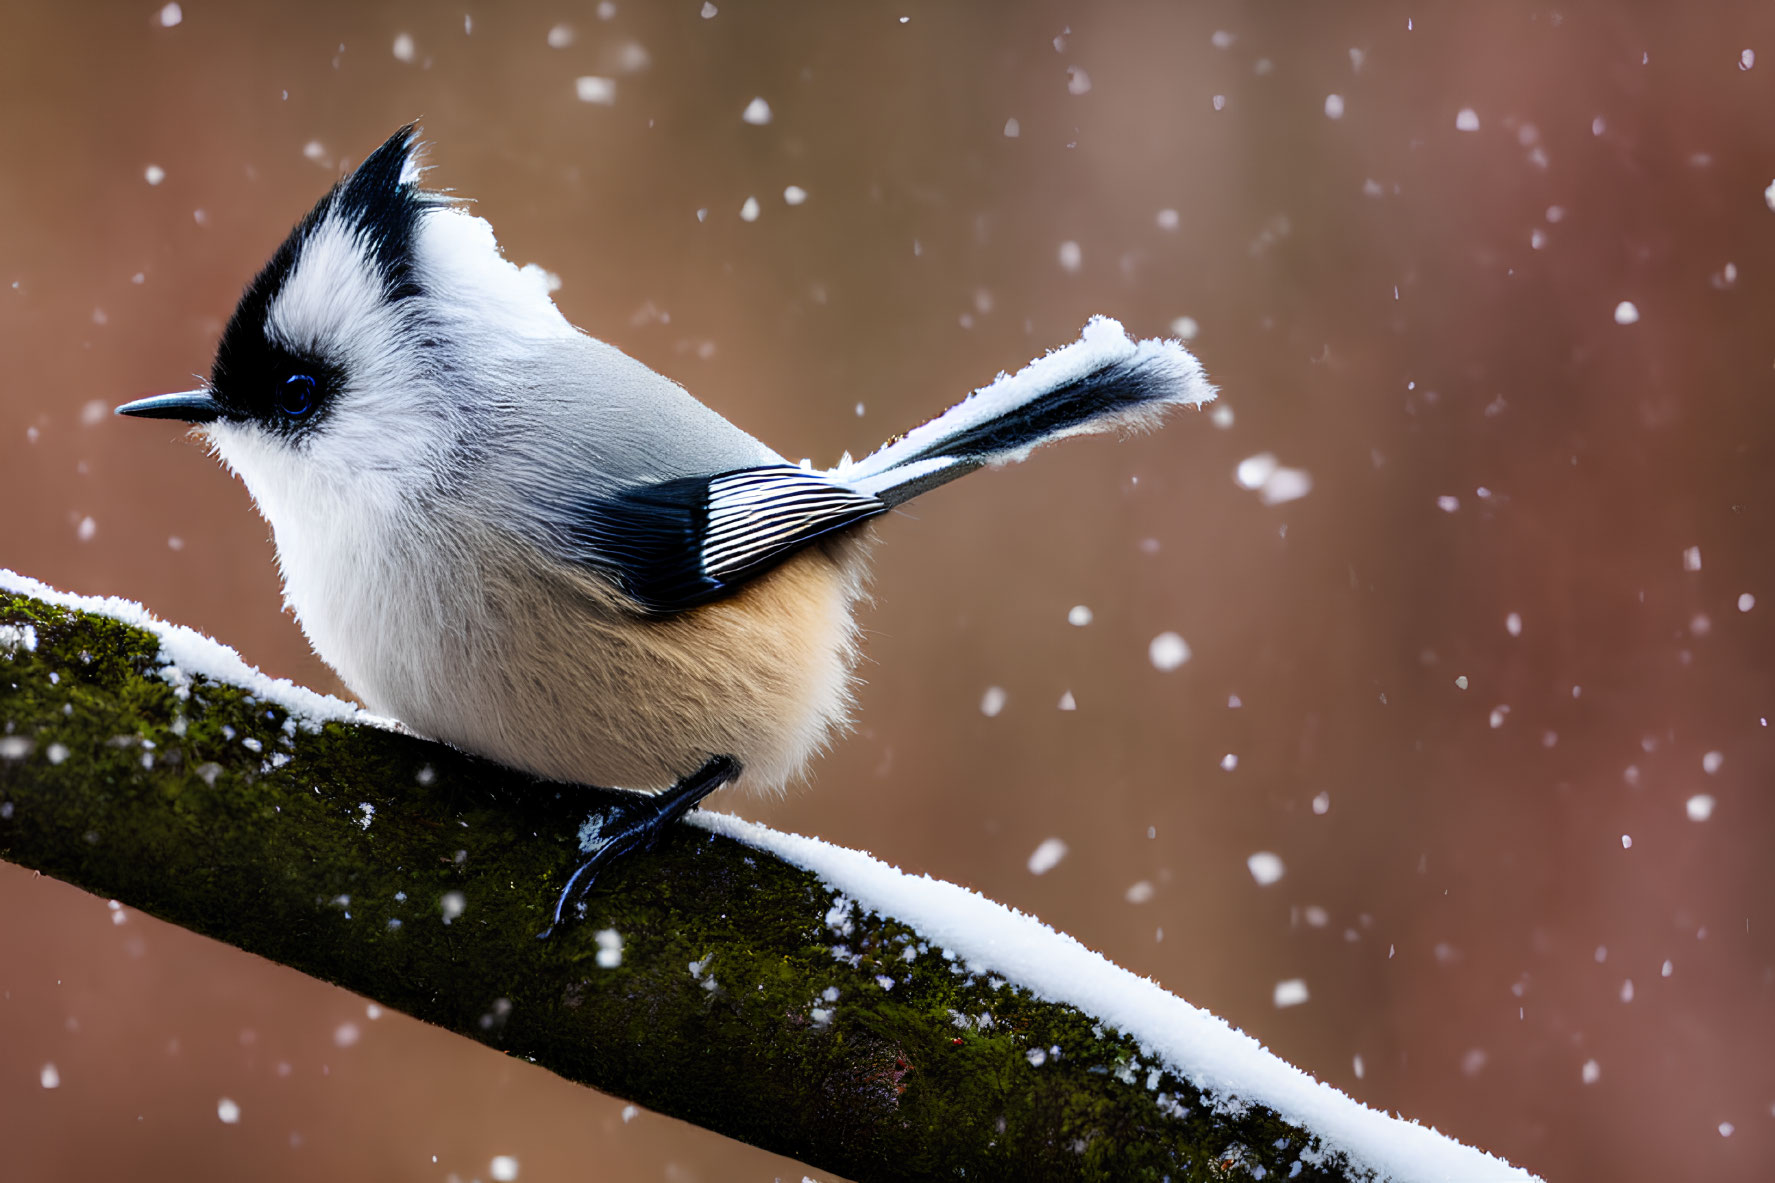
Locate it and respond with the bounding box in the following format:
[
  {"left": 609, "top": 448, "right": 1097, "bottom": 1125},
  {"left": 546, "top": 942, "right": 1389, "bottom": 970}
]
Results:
[{"left": 0, "top": 572, "right": 1536, "bottom": 1182}]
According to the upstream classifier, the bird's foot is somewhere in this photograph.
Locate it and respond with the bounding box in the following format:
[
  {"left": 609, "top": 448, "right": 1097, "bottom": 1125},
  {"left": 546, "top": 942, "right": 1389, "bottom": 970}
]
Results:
[{"left": 538, "top": 754, "right": 741, "bottom": 938}]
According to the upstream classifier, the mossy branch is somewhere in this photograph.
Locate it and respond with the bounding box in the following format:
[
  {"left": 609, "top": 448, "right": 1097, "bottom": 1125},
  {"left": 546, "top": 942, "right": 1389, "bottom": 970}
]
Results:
[{"left": 1, "top": 586, "right": 1455, "bottom": 1182}]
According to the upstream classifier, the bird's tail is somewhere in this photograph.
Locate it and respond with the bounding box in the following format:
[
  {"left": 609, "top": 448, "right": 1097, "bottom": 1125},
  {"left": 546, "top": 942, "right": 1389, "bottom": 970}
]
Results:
[{"left": 826, "top": 316, "right": 1215, "bottom": 508}]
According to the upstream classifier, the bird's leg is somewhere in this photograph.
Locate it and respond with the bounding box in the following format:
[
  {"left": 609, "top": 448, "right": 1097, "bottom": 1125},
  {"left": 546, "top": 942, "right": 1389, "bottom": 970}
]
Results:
[{"left": 540, "top": 754, "right": 742, "bottom": 937}]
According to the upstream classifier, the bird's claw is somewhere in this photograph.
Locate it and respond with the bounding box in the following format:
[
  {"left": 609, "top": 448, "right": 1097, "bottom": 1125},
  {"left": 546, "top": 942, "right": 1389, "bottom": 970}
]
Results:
[{"left": 536, "top": 755, "right": 741, "bottom": 939}]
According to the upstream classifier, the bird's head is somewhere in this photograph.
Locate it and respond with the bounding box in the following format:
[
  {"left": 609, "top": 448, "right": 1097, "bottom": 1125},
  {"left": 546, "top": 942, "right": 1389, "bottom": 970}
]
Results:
[{"left": 117, "top": 124, "right": 574, "bottom": 515}]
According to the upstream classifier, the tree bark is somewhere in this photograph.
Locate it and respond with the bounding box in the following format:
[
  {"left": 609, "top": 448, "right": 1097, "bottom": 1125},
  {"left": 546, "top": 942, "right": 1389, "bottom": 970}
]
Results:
[{"left": 0, "top": 585, "right": 1385, "bottom": 1181}]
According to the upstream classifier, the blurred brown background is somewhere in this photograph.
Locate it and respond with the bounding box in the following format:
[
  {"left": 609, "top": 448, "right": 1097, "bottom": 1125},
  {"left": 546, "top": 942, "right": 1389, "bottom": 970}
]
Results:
[{"left": 3, "top": 1, "right": 1773, "bottom": 1179}]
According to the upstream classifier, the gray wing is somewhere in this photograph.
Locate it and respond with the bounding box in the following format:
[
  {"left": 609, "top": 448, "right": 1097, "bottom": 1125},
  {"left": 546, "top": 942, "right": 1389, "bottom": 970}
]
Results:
[
  {"left": 492, "top": 335, "right": 788, "bottom": 491},
  {"left": 466, "top": 336, "right": 881, "bottom": 612}
]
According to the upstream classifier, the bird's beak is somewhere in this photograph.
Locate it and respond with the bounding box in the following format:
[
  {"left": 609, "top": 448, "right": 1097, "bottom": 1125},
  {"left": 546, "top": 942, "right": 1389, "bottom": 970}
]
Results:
[{"left": 114, "top": 390, "right": 224, "bottom": 423}]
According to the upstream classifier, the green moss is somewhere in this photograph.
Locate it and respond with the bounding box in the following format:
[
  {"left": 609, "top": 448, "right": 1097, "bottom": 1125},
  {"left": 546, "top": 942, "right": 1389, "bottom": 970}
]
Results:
[{"left": 0, "top": 590, "right": 1371, "bottom": 1182}]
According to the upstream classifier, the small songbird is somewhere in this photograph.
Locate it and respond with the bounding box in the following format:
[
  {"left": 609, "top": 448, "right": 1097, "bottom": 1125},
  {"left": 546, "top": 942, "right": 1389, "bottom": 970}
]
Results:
[{"left": 117, "top": 126, "right": 1213, "bottom": 918}]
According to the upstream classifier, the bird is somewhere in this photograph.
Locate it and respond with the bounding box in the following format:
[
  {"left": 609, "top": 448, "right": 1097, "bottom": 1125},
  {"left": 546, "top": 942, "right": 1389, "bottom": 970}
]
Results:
[{"left": 116, "top": 125, "right": 1214, "bottom": 924}]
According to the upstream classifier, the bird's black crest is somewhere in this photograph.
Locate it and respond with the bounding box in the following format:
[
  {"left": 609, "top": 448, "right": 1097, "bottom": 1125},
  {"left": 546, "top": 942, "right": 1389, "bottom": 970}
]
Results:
[
  {"left": 207, "top": 123, "right": 437, "bottom": 437},
  {"left": 331, "top": 123, "right": 433, "bottom": 304}
]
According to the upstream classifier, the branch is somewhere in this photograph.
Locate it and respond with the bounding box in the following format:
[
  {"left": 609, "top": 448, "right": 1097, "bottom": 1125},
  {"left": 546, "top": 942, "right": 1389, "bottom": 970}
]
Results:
[{"left": 0, "top": 573, "right": 1535, "bottom": 1183}]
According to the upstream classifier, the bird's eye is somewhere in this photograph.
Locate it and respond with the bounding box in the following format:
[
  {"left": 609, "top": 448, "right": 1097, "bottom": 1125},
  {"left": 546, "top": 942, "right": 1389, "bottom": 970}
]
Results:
[{"left": 277, "top": 373, "right": 317, "bottom": 418}]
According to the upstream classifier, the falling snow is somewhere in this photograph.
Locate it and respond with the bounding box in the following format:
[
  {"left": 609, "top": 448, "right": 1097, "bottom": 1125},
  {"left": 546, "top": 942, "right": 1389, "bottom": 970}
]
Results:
[
  {"left": 1148, "top": 632, "right": 1190, "bottom": 671},
  {"left": 1027, "top": 837, "right": 1069, "bottom": 875},
  {"left": 1235, "top": 452, "right": 1313, "bottom": 505},
  {"left": 1273, "top": 979, "right": 1309, "bottom": 1008},
  {"left": 1247, "top": 852, "right": 1286, "bottom": 886},
  {"left": 576, "top": 76, "right": 617, "bottom": 104},
  {"left": 594, "top": 928, "right": 623, "bottom": 968}
]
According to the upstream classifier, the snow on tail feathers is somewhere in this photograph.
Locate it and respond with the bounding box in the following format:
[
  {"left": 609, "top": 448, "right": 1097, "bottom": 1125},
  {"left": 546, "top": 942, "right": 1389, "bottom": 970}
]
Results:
[{"left": 830, "top": 316, "right": 1215, "bottom": 508}]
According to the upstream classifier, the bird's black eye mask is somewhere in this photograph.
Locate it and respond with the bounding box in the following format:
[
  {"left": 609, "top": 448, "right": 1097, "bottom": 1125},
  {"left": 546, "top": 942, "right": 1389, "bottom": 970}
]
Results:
[
  {"left": 213, "top": 344, "right": 348, "bottom": 442},
  {"left": 204, "top": 122, "right": 438, "bottom": 440}
]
